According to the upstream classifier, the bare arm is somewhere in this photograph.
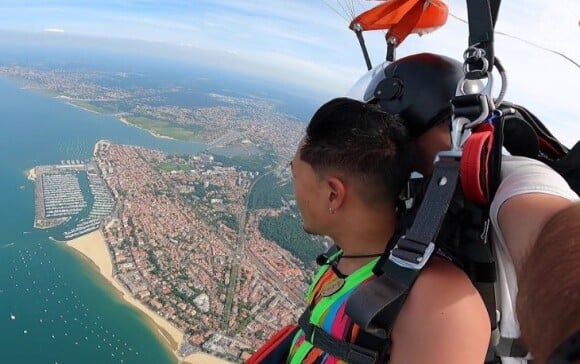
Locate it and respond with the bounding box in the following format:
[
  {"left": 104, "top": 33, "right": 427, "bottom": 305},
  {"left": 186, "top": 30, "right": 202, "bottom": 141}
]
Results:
[
  {"left": 516, "top": 202, "right": 580, "bottom": 362},
  {"left": 389, "top": 257, "right": 490, "bottom": 364},
  {"left": 492, "top": 157, "right": 578, "bottom": 274},
  {"left": 498, "top": 193, "right": 574, "bottom": 274}
]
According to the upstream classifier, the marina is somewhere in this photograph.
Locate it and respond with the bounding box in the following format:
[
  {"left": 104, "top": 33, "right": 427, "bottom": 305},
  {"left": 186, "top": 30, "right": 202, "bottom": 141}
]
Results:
[{"left": 32, "top": 161, "right": 115, "bottom": 239}]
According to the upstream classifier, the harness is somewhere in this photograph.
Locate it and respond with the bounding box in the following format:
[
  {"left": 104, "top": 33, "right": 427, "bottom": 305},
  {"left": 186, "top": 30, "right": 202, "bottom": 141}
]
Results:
[
  {"left": 274, "top": 104, "right": 580, "bottom": 364},
  {"left": 293, "top": 254, "right": 388, "bottom": 364},
  {"left": 247, "top": 0, "right": 580, "bottom": 362}
]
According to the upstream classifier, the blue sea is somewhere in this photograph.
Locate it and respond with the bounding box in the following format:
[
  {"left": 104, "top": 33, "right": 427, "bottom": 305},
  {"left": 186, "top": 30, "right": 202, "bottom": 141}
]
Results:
[
  {"left": 0, "top": 76, "right": 210, "bottom": 364},
  {"left": 0, "top": 38, "right": 323, "bottom": 362}
]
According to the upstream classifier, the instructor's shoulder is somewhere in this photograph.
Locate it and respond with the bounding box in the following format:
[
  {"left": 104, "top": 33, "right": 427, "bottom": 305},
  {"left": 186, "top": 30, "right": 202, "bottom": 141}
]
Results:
[{"left": 389, "top": 258, "right": 490, "bottom": 364}]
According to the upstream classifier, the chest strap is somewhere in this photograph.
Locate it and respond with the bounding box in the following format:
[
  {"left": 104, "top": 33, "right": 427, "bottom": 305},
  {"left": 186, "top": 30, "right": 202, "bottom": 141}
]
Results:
[{"left": 297, "top": 307, "right": 387, "bottom": 364}]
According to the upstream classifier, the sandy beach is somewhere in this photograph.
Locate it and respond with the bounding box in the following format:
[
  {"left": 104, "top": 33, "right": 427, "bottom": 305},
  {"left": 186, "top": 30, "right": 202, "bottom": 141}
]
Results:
[
  {"left": 181, "top": 352, "right": 232, "bottom": 364},
  {"left": 118, "top": 116, "right": 176, "bottom": 140},
  {"left": 64, "top": 101, "right": 100, "bottom": 114},
  {"left": 66, "top": 230, "right": 230, "bottom": 364}
]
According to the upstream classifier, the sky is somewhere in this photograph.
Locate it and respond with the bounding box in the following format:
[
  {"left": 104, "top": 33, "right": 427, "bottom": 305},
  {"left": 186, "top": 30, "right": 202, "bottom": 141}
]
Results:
[{"left": 0, "top": 0, "right": 578, "bottom": 144}]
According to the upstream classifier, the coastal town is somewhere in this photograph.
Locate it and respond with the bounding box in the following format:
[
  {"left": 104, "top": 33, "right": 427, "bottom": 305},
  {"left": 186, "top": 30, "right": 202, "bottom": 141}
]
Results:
[
  {"left": 30, "top": 136, "right": 320, "bottom": 362},
  {"left": 0, "top": 65, "right": 305, "bottom": 158},
  {"left": 90, "top": 140, "right": 316, "bottom": 361},
  {"left": 14, "top": 63, "right": 325, "bottom": 362}
]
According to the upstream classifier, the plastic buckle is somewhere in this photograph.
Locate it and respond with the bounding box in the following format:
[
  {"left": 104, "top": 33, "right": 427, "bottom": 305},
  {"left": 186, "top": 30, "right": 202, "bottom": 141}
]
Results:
[{"left": 389, "top": 236, "right": 435, "bottom": 270}]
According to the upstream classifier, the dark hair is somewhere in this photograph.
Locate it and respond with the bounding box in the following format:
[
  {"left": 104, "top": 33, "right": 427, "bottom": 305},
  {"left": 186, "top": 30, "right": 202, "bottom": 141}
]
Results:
[{"left": 300, "top": 97, "right": 411, "bottom": 205}]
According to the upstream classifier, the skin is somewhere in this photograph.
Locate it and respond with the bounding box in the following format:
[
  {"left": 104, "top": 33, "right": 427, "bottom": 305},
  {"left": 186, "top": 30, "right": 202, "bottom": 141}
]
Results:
[
  {"left": 390, "top": 257, "right": 491, "bottom": 364},
  {"left": 517, "top": 202, "right": 580, "bottom": 363},
  {"left": 291, "top": 138, "right": 490, "bottom": 363},
  {"left": 416, "top": 123, "right": 575, "bottom": 273}
]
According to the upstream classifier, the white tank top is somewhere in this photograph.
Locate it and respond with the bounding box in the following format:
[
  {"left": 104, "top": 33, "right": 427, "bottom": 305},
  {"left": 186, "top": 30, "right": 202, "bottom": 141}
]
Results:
[{"left": 489, "top": 156, "right": 579, "bottom": 364}]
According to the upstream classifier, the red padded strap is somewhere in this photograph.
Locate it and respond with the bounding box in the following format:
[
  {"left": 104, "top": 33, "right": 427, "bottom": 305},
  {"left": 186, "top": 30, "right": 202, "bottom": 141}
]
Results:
[
  {"left": 461, "top": 123, "right": 495, "bottom": 205},
  {"left": 246, "top": 325, "right": 297, "bottom": 364}
]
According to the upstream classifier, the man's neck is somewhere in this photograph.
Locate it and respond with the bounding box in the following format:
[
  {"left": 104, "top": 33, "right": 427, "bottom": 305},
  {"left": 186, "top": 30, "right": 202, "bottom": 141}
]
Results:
[{"left": 332, "top": 215, "right": 394, "bottom": 276}]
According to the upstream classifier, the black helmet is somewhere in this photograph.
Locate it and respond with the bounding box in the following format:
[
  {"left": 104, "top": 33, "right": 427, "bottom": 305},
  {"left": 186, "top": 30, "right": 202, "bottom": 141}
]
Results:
[{"left": 349, "top": 53, "right": 476, "bottom": 137}]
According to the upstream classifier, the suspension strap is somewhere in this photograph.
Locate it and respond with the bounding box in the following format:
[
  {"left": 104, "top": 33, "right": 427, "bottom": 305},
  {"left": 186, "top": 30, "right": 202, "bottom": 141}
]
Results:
[
  {"left": 345, "top": 154, "right": 461, "bottom": 334},
  {"left": 465, "top": 0, "right": 501, "bottom": 76}
]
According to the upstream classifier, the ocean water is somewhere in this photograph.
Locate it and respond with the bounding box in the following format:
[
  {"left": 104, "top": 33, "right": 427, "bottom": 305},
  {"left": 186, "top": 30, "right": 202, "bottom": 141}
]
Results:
[{"left": 0, "top": 76, "right": 207, "bottom": 364}]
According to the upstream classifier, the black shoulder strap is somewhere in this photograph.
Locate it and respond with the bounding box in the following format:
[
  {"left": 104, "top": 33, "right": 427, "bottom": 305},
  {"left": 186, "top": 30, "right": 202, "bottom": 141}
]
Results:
[
  {"left": 549, "top": 141, "right": 580, "bottom": 195},
  {"left": 345, "top": 153, "right": 461, "bottom": 334},
  {"left": 502, "top": 102, "right": 568, "bottom": 159},
  {"left": 501, "top": 102, "right": 580, "bottom": 195}
]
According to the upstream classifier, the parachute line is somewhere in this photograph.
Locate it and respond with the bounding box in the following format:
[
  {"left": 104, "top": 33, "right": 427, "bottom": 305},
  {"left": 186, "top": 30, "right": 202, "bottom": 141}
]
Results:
[
  {"left": 448, "top": 13, "right": 580, "bottom": 70},
  {"left": 320, "top": 0, "right": 351, "bottom": 21}
]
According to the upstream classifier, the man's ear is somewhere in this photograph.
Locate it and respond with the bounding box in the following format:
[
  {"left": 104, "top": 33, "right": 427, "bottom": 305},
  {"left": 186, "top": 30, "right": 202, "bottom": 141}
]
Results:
[{"left": 327, "top": 176, "right": 346, "bottom": 210}]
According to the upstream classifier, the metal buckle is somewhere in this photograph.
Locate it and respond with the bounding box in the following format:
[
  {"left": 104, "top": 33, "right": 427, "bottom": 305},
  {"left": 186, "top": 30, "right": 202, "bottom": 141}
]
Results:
[
  {"left": 451, "top": 74, "right": 494, "bottom": 151},
  {"left": 389, "top": 236, "right": 435, "bottom": 270},
  {"left": 463, "top": 46, "right": 489, "bottom": 75}
]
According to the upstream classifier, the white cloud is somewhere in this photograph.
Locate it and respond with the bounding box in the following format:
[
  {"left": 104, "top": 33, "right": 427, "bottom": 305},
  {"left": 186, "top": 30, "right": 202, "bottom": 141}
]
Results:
[
  {"left": 1, "top": 0, "right": 578, "bottom": 143},
  {"left": 43, "top": 28, "right": 65, "bottom": 33}
]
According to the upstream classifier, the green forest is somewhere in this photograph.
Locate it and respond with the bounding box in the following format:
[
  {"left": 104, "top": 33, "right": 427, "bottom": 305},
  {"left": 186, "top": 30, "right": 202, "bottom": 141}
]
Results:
[
  {"left": 211, "top": 152, "right": 276, "bottom": 174},
  {"left": 258, "top": 210, "right": 324, "bottom": 264},
  {"left": 249, "top": 174, "right": 294, "bottom": 210}
]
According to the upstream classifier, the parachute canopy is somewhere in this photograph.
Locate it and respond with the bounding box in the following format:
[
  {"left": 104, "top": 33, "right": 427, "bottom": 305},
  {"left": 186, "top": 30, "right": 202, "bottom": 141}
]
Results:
[{"left": 349, "top": 0, "right": 449, "bottom": 46}]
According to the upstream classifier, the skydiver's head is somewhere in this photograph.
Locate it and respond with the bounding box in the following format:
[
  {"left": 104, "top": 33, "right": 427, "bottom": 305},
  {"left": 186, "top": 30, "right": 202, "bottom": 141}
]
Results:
[
  {"left": 291, "top": 98, "right": 410, "bottom": 248},
  {"left": 349, "top": 53, "right": 480, "bottom": 174}
]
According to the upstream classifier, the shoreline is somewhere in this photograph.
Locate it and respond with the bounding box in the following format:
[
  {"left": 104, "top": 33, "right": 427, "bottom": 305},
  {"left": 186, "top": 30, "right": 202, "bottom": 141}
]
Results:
[
  {"left": 64, "top": 100, "right": 101, "bottom": 114},
  {"left": 65, "top": 230, "right": 230, "bottom": 364},
  {"left": 118, "top": 116, "right": 177, "bottom": 141}
]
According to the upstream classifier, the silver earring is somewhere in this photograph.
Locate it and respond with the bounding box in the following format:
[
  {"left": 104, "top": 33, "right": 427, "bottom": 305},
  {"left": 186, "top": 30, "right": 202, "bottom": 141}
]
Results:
[{"left": 329, "top": 207, "right": 335, "bottom": 214}]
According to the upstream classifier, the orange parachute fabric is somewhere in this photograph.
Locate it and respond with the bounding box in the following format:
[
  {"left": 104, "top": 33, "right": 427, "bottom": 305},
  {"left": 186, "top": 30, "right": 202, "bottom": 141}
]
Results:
[{"left": 350, "top": 0, "right": 448, "bottom": 46}]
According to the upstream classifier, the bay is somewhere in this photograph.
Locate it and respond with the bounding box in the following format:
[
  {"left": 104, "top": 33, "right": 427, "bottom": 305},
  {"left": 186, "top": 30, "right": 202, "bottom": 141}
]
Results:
[{"left": 0, "top": 76, "right": 207, "bottom": 364}]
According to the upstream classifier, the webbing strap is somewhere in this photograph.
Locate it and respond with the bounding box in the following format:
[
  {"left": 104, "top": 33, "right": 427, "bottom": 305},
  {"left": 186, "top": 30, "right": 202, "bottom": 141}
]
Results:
[
  {"left": 465, "top": 0, "right": 501, "bottom": 74},
  {"left": 402, "top": 157, "right": 461, "bottom": 247},
  {"left": 298, "top": 308, "right": 379, "bottom": 364},
  {"left": 495, "top": 336, "right": 530, "bottom": 358},
  {"left": 346, "top": 156, "right": 461, "bottom": 333}
]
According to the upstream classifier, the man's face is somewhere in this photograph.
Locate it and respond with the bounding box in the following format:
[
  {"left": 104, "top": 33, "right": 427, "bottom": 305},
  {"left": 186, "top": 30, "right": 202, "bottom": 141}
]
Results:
[{"left": 291, "top": 139, "right": 328, "bottom": 235}]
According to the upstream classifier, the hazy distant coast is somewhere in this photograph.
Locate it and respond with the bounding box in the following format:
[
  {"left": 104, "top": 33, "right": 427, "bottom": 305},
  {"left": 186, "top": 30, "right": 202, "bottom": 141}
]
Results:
[{"left": 66, "top": 230, "right": 230, "bottom": 364}]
